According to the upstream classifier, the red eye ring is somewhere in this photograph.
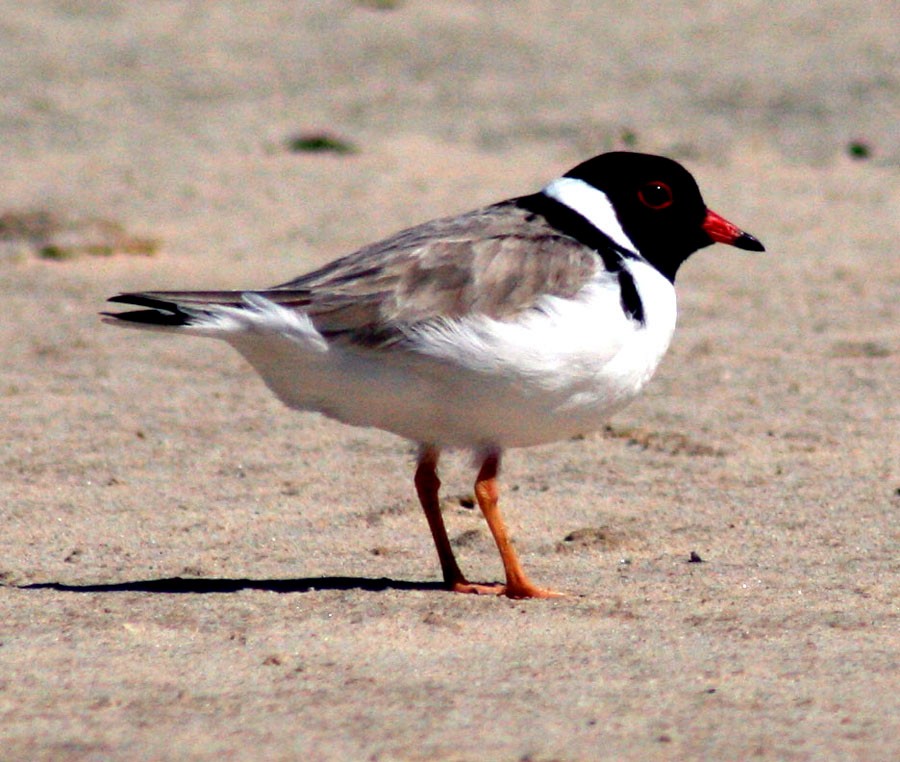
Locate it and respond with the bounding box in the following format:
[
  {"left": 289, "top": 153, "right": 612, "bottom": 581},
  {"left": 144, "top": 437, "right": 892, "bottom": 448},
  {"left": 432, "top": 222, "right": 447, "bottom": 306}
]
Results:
[{"left": 638, "top": 181, "right": 673, "bottom": 209}]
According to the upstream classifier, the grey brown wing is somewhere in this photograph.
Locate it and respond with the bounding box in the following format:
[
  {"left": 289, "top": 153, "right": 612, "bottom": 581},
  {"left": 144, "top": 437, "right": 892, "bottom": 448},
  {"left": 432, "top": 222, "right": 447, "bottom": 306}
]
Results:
[
  {"left": 106, "top": 201, "right": 601, "bottom": 344},
  {"left": 266, "top": 201, "right": 600, "bottom": 342}
]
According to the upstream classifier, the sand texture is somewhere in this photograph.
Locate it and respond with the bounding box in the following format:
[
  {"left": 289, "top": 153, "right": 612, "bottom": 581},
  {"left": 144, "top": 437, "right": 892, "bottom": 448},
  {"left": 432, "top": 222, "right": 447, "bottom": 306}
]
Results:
[{"left": 1, "top": 3, "right": 898, "bottom": 760}]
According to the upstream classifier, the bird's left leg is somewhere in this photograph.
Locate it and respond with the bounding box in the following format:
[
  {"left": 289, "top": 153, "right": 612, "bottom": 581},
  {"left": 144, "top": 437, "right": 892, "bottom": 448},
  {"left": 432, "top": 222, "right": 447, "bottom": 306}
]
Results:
[
  {"left": 414, "top": 446, "right": 507, "bottom": 595},
  {"left": 474, "top": 451, "right": 564, "bottom": 599}
]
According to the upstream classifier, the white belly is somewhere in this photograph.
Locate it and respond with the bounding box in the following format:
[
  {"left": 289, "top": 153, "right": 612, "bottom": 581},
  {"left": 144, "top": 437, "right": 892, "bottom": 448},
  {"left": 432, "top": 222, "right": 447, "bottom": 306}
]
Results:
[{"left": 226, "top": 262, "right": 677, "bottom": 450}]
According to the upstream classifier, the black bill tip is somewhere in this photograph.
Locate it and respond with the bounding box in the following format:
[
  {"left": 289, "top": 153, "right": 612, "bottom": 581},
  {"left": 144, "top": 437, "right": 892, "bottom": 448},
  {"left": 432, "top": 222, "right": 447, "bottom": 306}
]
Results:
[{"left": 732, "top": 231, "right": 765, "bottom": 252}]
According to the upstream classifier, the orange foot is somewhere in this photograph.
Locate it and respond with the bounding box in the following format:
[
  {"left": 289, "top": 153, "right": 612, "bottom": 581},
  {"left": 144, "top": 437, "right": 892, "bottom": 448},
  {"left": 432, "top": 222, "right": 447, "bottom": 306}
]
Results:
[
  {"left": 449, "top": 579, "right": 565, "bottom": 599},
  {"left": 503, "top": 582, "right": 566, "bottom": 600},
  {"left": 449, "top": 580, "right": 505, "bottom": 596}
]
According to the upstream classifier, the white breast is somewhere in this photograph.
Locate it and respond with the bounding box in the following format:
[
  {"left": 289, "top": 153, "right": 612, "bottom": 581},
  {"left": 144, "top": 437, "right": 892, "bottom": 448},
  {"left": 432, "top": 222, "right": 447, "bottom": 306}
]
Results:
[{"left": 223, "top": 260, "right": 677, "bottom": 450}]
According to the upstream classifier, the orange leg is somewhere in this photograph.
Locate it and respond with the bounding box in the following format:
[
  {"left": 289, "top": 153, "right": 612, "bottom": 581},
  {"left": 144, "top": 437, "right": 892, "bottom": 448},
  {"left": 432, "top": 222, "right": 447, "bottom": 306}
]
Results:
[
  {"left": 414, "top": 448, "right": 506, "bottom": 595},
  {"left": 474, "top": 452, "right": 564, "bottom": 599}
]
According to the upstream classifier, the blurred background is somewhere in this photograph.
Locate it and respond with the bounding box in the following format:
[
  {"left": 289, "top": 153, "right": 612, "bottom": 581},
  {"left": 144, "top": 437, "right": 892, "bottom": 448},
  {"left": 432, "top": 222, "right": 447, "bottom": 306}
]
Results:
[
  {"left": 0, "top": 1, "right": 896, "bottom": 270},
  {"left": 1, "top": 5, "right": 898, "bottom": 760}
]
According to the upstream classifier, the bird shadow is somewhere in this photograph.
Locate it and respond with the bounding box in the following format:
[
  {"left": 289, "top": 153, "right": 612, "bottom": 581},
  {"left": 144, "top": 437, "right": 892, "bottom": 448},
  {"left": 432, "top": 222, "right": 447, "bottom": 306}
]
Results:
[{"left": 14, "top": 575, "right": 447, "bottom": 595}]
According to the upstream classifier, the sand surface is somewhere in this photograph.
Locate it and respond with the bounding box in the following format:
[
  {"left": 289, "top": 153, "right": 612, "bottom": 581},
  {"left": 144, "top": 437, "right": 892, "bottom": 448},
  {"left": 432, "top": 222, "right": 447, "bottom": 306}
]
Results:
[{"left": 1, "top": 3, "right": 898, "bottom": 760}]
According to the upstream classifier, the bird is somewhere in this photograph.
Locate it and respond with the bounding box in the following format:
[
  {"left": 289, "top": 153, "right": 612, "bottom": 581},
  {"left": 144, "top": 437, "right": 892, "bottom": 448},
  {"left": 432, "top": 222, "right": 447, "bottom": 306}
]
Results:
[{"left": 103, "top": 151, "right": 764, "bottom": 599}]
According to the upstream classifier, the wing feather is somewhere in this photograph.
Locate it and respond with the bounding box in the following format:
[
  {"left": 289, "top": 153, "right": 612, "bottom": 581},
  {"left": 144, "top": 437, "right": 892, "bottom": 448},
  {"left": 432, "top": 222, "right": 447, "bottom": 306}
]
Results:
[{"left": 106, "top": 199, "right": 604, "bottom": 346}]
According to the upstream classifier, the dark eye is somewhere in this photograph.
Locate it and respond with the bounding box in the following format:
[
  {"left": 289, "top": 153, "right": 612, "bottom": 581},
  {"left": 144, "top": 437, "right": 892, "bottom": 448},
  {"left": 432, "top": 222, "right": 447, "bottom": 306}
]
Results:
[{"left": 638, "top": 181, "right": 673, "bottom": 209}]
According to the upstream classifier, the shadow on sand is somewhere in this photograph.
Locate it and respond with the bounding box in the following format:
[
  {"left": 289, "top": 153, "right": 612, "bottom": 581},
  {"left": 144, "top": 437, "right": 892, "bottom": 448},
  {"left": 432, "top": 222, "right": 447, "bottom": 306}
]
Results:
[{"left": 15, "top": 575, "right": 447, "bottom": 595}]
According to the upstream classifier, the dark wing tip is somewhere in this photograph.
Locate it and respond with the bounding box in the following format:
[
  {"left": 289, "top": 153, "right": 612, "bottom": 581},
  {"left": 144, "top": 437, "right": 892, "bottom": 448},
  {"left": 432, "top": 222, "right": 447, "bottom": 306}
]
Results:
[
  {"left": 107, "top": 293, "right": 178, "bottom": 309},
  {"left": 103, "top": 293, "right": 192, "bottom": 326},
  {"left": 101, "top": 308, "right": 190, "bottom": 326}
]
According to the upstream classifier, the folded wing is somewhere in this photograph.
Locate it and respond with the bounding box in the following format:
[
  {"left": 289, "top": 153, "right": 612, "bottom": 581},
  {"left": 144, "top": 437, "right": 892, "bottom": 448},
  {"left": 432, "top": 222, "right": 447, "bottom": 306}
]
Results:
[{"left": 104, "top": 200, "right": 605, "bottom": 347}]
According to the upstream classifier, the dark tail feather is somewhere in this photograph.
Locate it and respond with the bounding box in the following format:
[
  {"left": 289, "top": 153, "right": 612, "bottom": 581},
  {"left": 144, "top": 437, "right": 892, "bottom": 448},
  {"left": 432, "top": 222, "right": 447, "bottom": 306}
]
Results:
[
  {"left": 101, "top": 307, "right": 191, "bottom": 326},
  {"left": 102, "top": 293, "right": 200, "bottom": 327},
  {"left": 102, "top": 289, "right": 315, "bottom": 330}
]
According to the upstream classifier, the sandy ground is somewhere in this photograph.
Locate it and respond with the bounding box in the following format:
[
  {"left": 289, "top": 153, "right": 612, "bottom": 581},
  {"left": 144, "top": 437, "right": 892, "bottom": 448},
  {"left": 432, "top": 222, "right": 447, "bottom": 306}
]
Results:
[{"left": 1, "top": 2, "right": 898, "bottom": 760}]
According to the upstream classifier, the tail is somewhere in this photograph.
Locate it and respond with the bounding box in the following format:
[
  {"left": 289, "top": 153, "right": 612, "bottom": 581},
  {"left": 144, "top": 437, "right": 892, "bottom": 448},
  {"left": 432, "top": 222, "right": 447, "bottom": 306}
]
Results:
[
  {"left": 102, "top": 291, "right": 246, "bottom": 332},
  {"left": 102, "top": 291, "right": 327, "bottom": 351}
]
